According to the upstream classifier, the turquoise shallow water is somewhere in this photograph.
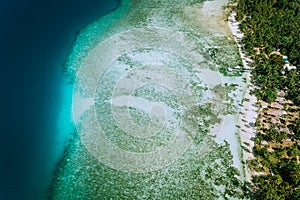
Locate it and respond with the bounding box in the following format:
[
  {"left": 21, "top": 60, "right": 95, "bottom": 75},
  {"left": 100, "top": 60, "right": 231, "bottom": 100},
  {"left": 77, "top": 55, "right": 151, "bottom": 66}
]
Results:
[
  {"left": 49, "top": 0, "right": 248, "bottom": 199},
  {"left": 0, "top": 1, "right": 118, "bottom": 199},
  {"left": 55, "top": 82, "right": 74, "bottom": 155}
]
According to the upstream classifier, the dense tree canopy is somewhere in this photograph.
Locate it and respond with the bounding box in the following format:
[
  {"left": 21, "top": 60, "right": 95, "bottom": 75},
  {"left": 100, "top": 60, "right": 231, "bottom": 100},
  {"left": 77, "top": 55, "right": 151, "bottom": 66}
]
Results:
[
  {"left": 237, "top": 0, "right": 300, "bottom": 65},
  {"left": 230, "top": 0, "right": 300, "bottom": 199},
  {"left": 235, "top": 0, "right": 300, "bottom": 104}
]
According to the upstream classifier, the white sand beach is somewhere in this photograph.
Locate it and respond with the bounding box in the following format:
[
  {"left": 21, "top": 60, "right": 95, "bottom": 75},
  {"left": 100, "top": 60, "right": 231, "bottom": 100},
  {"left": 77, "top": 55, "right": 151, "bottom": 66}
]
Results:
[{"left": 228, "top": 11, "right": 258, "bottom": 182}]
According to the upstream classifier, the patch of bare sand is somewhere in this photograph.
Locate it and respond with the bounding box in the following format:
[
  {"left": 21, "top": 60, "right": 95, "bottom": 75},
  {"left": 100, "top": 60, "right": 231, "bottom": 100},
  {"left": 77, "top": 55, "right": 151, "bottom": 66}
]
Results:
[
  {"left": 228, "top": 11, "right": 258, "bottom": 182},
  {"left": 184, "top": 0, "right": 230, "bottom": 35}
]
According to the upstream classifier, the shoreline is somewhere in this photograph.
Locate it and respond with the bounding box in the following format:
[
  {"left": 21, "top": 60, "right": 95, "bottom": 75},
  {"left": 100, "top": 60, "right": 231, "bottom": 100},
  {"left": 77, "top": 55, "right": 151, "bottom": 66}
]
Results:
[
  {"left": 225, "top": 2, "right": 300, "bottom": 198},
  {"left": 228, "top": 11, "right": 258, "bottom": 182},
  {"left": 50, "top": 1, "right": 250, "bottom": 198}
]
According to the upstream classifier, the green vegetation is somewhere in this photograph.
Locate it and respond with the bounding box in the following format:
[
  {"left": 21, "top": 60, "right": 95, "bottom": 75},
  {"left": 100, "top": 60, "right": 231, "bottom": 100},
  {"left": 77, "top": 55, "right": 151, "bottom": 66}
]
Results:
[
  {"left": 250, "top": 144, "right": 300, "bottom": 200},
  {"left": 228, "top": 0, "right": 300, "bottom": 199},
  {"left": 236, "top": 0, "right": 300, "bottom": 64},
  {"left": 236, "top": 0, "right": 300, "bottom": 104}
]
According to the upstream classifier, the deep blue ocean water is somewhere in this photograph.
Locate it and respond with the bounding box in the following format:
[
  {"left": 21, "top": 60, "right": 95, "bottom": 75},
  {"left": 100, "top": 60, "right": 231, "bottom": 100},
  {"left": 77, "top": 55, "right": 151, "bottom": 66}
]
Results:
[{"left": 0, "top": 0, "right": 119, "bottom": 199}]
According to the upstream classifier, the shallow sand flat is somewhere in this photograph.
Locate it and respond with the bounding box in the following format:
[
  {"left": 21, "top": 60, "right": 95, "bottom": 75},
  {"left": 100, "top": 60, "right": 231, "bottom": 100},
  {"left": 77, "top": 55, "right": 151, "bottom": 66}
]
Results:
[
  {"left": 74, "top": 45, "right": 210, "bottom": 172},
  {"left": 184, "top": 0, "right": 231, "bottom": 35},
  {"left": 50, "top": 0, "right": 249, "bottom": 199}
]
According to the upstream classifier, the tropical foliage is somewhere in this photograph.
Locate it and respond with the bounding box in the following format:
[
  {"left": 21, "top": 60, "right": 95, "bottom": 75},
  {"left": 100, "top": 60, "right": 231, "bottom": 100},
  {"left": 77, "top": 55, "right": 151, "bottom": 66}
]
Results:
[
  {"left": 236, "top": 0, "right": 300, "bottom": 104},
  {"left": 228, "top": 0, "right": 300, "bottom": 199}
]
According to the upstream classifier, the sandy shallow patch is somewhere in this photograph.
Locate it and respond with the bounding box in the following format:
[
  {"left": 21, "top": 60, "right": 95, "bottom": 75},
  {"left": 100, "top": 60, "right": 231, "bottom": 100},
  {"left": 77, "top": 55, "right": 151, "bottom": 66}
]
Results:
[{"left": 50, "top": 1, "right": 250, "bottom": 199}]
